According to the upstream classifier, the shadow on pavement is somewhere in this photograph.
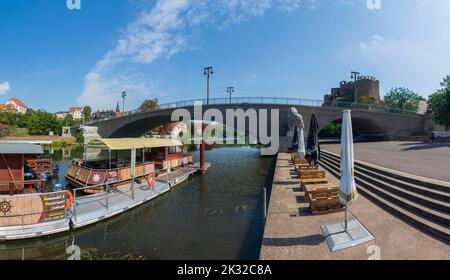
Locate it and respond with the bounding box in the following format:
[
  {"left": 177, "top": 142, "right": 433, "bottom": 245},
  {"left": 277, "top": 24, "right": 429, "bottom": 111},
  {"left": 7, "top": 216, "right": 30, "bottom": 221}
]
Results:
[
  {"left": 262, "top": 235, "right": 324, "bottom": 246},
  {"left": 400, "top": 143, "right": 450, "bottom": 151}
]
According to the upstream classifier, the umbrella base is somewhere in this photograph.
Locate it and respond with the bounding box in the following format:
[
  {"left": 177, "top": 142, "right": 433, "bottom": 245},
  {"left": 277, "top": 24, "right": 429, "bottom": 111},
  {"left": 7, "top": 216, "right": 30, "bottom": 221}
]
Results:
[{"left": 321, "top": 219, "right": 374, "bottom": 252}]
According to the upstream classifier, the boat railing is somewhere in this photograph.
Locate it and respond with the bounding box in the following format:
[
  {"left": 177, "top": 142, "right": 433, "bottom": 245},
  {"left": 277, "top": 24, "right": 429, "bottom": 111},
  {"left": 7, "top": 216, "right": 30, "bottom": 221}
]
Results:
[
  {"left": 66, "top": 161, "right": 157, "bottom": 188},
  {"left": 0, "top": 179, "right": 46, "bottom": 195}
]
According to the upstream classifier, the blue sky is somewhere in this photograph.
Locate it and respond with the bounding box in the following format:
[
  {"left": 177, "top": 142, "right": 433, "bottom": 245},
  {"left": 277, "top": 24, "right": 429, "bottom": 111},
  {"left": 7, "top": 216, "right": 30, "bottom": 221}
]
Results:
[{"left": 0, "top": 0, "right": 449, "bottom": 112}]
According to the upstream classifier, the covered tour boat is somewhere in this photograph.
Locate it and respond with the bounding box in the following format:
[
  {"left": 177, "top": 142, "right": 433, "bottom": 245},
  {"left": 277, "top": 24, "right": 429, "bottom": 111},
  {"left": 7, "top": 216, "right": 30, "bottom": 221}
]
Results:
[
  {"left": 65, "top": 137, "right": 194, "bottom": 194},
  {"left": 0, "top": 143, "right": 49, "bottom": 195}
]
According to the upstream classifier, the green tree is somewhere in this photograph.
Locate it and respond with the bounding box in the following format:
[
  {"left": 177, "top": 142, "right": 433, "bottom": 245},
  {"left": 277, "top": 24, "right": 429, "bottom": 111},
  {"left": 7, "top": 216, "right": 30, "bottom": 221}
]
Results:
[
  {"left": 75, "top": 131, "right": 84, "bottom": 145},
  {"left": 27, "top": 111, "right": 59, "bottom": 135},
  {"left": 427, "top": 75, "right": 450, "bottom": 129},
  {"left": 139, "top": 99, "right": 160, "bottom": 111},
  {"left": 319, "top": 123, "right": 342, "bottom": 138},
  {"left": 357, "top": 95, "right": 376, "bottom": 105},
  {"left": 384, "top": 87, "right": 425, "bottom": 112},
  {"left": 83, "top": 106, "right": 92, "bottom": 122}
]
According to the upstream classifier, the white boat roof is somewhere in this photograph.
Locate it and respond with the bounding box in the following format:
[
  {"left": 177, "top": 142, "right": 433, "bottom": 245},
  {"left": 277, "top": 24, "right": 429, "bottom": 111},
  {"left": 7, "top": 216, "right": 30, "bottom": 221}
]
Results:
[
  {"left": 0, "top": 143, "right": 44, "bottom": 154},
  {"left": 87, "top": 138, "right": 184, "bottom": 150}
]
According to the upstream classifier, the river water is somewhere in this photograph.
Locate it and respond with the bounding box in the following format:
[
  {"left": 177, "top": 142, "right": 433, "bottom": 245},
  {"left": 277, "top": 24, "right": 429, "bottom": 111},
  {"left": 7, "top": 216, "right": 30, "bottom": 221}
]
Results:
[{"left": 0, "top": 146, "right": 275, "bottom": 260}]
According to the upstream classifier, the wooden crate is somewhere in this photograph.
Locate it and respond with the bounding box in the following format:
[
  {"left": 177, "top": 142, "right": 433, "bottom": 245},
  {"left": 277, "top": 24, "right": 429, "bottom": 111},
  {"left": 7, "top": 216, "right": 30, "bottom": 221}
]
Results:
[
  {"left": 309, "top": 196, "right": 344, "bottom": 215},
  {"left": 294, "top": 164, "right": 319, "bottom": 173},
  {"left": 298, "top": 170, "right": 326, "bottom": 180},
  {"left": 293, "top": 158, "right": 309, "bottom": 165},
  {"left": 307, "top": 184, "right": 344, "bottom": 215},
  {"left": 301, "top": 178, "right": 329, "bottom": 187},
  {"left": 304, "top": 184, "right": 339, "bottom": 202}
]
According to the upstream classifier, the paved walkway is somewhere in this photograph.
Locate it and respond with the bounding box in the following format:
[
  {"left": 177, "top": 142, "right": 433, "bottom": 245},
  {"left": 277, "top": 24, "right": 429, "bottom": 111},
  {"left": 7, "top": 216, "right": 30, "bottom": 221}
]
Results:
[
  {"left": 321, "top": 141, "right": 450, "bottom": 182},
  {"left": 260, "top": 153, "right": 450, "bottom": 260}
]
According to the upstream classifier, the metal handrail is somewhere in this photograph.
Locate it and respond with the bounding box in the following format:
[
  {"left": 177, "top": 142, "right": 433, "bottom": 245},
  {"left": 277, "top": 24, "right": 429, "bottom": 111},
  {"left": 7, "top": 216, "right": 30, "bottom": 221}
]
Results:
[{"left": 84, "top": 96, "right": 420, "bottom": 125}]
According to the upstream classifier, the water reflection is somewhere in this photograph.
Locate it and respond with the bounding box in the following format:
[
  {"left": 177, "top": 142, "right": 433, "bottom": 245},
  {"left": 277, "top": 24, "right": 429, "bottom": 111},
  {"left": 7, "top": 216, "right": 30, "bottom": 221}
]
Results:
[{"left": 0, "top": 146, "right": 275, "bottom": 260}]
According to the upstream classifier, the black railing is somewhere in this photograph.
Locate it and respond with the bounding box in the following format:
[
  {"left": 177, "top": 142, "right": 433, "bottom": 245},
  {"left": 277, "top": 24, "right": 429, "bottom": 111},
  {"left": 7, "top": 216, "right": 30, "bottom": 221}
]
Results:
[{"left": 85, "top": 96, "right": 421, "bottom": 124}]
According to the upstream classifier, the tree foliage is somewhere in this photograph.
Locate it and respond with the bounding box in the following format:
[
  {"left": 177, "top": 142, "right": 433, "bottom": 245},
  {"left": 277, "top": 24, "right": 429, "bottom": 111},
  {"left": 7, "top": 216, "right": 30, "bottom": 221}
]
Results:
[
  {"left": 139, "top": 99, "right": 160, "bottom": 111},
  {"left": 319, "top": 122, "right": 342, "bottom": 138},
  {"left": 427, "top": 75, "right": 450, "bottom": 129},
  {"left": 83, "top": 106, "right": 92, "bottom": 122},
  {"left": 27, "top": 111, "right": 59, "bottom": 135},
  {"left": 384, "top": 87, "right": 425, "bottom": 112}
]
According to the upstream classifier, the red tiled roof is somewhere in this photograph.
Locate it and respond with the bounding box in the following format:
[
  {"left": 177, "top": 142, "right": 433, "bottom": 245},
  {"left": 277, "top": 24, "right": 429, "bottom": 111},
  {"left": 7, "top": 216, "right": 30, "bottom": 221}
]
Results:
[
  {"left": 69, "top": 107, "right": 83, "bottom": 113},
  {"left": 7, "top": 98, "right": 28, "bottom": 109}
]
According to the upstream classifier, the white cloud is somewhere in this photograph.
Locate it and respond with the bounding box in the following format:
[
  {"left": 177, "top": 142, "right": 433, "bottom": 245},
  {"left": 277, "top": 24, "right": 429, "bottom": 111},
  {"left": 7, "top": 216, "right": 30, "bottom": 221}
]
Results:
[
  {"left": 78, "top": 0, "right": 311, "bottom": 110},
  {"left": 359, "top": 35, "right": 384, "bottom": 51},
  {"left": 0, "top": 81, "right": 10, "bottom": 95}
]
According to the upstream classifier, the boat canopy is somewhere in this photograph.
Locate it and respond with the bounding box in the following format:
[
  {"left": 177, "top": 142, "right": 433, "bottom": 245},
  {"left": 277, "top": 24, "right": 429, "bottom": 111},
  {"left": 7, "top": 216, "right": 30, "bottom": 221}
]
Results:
[
  {"left": 0, "top": 143, "right": 44, "bottom": 154},
  {"left": 86, "top": 138, "right": 184, "bottom": 151}
]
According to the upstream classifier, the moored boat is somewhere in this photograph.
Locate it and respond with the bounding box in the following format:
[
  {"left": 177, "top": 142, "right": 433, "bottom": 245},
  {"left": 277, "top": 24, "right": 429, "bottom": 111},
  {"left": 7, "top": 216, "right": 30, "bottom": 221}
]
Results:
[{"left": 64, "top": 137, "right": 194, "bottom": 194}]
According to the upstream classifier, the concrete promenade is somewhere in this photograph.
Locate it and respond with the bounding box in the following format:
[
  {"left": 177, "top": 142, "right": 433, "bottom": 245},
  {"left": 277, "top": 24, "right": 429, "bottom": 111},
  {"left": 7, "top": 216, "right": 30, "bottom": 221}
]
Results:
[
  {"left": 260, "top": 153, "right": 450, "bottom": 260},
  {"left": 322, "top": 141, "right": 450, "bottom": 182}
]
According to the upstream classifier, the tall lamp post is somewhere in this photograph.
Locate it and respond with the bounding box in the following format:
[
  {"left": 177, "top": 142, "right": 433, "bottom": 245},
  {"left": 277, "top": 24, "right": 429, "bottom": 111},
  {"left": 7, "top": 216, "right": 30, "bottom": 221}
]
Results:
[
  {"left": 203, "top": 67, "right": 214, "bottom": 105},
  {"left": 227, "top": 87, "right": 235, "bottom": 104},
  {"left": 121, "top": 91, "right": 127, "bottom": 113},
  {"left": 350, "top": 71, "right": 360, "bottom": 104}
]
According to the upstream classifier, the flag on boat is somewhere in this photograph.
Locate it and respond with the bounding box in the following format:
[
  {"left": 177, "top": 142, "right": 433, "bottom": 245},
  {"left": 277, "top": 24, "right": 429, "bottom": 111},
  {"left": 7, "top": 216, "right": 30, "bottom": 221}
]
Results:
[
  {"left": 305, "top": 114, "right": 320, "bottom": 166},
  {"left": 339, "top": 110, "right": 358, "bottom": 205}
]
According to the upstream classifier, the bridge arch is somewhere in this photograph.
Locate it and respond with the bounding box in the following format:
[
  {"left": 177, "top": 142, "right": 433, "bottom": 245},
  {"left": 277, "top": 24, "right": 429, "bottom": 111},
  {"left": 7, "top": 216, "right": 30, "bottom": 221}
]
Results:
[
  {"left": 74, "top": 101, "right": 429, "bottom": 141},
  {"left": 318, "top": 117, "right": 387, "bottom": 140}
]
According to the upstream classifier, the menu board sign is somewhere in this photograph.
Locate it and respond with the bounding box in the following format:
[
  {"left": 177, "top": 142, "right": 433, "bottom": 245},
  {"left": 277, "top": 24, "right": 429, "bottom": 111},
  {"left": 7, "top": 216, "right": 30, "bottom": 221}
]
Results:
[{"left": 40, "top": 193, "right": 66, "bottom": 223}]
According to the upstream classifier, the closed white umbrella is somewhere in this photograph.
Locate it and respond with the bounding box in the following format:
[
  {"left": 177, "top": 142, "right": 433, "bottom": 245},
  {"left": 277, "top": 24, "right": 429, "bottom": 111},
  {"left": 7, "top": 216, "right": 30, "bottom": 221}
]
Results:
[
  {"left": 340, "top": 110, "right": 358, "bottom": 230},
  {"left": 298, "top": 128, "right": 306, "bottom": 156},
  {"left": 321, "top": 110, "right": 374, "bottom": 251}
]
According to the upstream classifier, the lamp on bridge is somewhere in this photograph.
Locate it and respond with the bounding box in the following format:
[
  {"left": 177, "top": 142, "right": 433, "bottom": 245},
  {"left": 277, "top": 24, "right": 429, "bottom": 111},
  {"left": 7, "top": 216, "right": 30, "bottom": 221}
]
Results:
[
  {"left": 227, "top": 87, "right": 235, "bottom": 104},
  {"left": 121, "top": 91, "right": 127, "bottom": 113},
  {"left": 204, "top": 67, "right": 214, "bottom": 105}
]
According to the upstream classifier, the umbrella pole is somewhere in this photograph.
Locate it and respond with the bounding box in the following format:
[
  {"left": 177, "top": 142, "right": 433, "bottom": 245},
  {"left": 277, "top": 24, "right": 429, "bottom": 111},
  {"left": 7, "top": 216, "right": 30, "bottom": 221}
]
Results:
[{"left": 344, "top": 203, "right": 348, "bottom": 232}]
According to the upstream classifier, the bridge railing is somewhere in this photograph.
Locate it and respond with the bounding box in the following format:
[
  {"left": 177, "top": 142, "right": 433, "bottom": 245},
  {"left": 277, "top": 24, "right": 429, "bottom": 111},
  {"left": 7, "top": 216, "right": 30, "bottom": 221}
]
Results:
[
  {"left": 330, "top": 101, "right": 420, "bottom": 116},
  {"left": 86, "top": 96, "right": 420, "bottom": 124}
]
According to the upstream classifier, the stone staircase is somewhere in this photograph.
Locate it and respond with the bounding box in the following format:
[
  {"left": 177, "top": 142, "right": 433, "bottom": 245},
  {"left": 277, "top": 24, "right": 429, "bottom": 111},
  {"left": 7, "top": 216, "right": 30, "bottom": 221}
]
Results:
[{"left": 319, "top": 150, "right": 450, "bottom": 244}]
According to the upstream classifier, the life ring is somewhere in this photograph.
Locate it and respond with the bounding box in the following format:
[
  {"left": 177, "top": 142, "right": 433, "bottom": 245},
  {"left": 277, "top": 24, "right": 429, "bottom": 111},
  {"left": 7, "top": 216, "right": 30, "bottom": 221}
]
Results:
[
  {"left": 147, "top": 173, "right": 156, "bottom": 187},
  {"left": 28, "top": 161, "right": 37, "bottom": 170},
  {"left": 65, "top": 191, "right": 74, "bottom": 209}
]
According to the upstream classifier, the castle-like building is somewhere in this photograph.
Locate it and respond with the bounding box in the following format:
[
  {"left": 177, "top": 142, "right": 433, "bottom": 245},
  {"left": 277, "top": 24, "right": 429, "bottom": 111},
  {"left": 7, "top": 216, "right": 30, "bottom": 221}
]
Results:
[{"left": 324, "top": 76, "right": 381, "bottom": 105}]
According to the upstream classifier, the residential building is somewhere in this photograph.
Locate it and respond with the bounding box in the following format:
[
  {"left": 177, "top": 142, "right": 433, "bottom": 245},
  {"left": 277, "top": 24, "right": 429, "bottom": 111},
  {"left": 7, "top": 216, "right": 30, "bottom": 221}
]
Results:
[
  {"left": 69, "top": 107, "right": 84, "bottom": 120},
  {"left": 0, "top": 98, "right": 29, "bottom": 114},
  {"left": 55, "top": 111, "right": 69, "bottom": 120}
]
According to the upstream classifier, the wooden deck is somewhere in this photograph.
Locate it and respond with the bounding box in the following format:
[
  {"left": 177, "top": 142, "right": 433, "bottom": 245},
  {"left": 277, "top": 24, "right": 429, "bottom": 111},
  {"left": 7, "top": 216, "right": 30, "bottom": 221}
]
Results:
[{"left": 0, "top": 165, "right": 208, "bottom": 241}]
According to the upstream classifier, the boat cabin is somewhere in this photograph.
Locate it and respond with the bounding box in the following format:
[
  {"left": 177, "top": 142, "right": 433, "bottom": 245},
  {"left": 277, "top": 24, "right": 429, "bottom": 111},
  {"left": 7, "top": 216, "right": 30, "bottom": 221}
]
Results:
[
  {"left": 65, "top": 138, "right": 193, "bottom": 194},
  {"left": 0, "top": 143, "right": 46, "bottom": 195}
]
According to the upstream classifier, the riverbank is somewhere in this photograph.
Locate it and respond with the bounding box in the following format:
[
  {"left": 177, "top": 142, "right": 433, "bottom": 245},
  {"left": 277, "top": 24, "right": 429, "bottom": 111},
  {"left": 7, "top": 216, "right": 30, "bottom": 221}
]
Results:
[
  {"left": 1, "top": 135, "right": 79, "bottom": 148},
  {"left": 259, "top": 153, "right": 449, "bottom": 260}
]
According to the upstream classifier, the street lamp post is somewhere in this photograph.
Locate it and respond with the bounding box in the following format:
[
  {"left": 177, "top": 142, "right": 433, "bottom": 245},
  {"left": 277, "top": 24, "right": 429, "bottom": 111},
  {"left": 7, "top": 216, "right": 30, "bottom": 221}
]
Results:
[
  {"left": 227, "top": 87, "right": 235, "bottom": 104},
  {"left": 350, "top": 71, "right": 360, "bottom": 103},
  {"left": 121, "top": 91, "right": 127, "bottom": 113},
  {"left": 203, "top": 67, "right": 214, "bottom": 105}
]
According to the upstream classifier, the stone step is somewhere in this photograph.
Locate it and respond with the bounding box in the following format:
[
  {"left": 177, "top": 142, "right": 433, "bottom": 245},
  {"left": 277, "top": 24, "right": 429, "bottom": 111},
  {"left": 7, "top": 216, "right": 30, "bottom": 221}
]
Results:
[
  {"left": 321, "top": 152, "right": 450, "bottom": 203},
  {"left": 321, "top": 150, "right": 450, "bottom": 194},
  {"left": 320, "top": 153, "right": 450, "bottom": 212},
  {"left": 320, "top": 154, "right": 450, "bottom": 227},
  {"left": 318, "top": 159, "right": 450, "bottom": 243}
]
